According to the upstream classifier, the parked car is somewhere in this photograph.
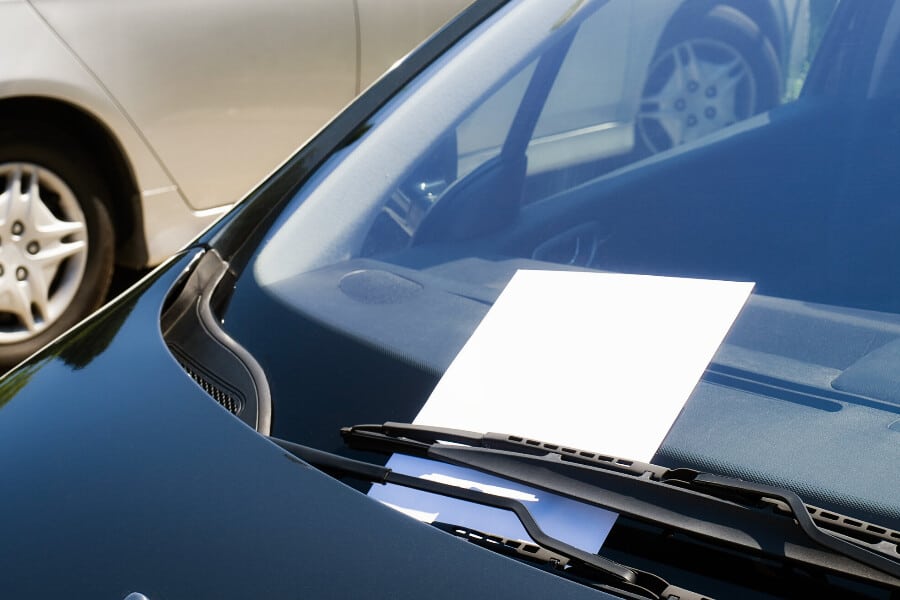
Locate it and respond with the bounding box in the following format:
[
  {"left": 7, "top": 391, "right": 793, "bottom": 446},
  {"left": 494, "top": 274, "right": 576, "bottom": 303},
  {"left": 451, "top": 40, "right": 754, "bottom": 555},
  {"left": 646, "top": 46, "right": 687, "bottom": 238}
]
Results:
[
  {"left": 0, "top": 0, "right": 806, "bottom": 366},
  {"left": 0, "top": 0, "right": 473, "bottom": 365},
  {"left": 3, "top": 0, "right": 900, "bottom": 598}
]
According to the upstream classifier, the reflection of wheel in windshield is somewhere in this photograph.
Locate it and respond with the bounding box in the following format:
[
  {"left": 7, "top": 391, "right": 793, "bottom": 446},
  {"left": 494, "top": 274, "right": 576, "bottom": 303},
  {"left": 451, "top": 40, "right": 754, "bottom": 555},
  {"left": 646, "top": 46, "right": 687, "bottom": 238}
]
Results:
[
  {"left": 637, "top": 5, "right": 781, "bottom": 154},
  {"left": 0, "top": 127, "right": 114, "bottom": 366}
]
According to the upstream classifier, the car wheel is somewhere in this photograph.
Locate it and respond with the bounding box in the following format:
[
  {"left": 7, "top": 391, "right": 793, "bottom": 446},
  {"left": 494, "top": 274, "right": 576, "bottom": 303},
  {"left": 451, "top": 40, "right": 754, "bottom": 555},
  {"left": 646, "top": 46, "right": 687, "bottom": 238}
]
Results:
[
  {"left": 636, "top": 5, "right": 782, "bottom": 154},
  {"left": 0, "top": 132, "right": 114, "bottom": 367}
]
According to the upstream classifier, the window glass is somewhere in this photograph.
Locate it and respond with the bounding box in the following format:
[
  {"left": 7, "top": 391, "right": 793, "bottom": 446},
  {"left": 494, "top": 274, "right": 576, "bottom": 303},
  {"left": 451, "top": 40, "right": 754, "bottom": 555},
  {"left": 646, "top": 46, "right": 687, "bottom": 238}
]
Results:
[{"left": 230, "top": 0, "right": 900, "bottom": 526}]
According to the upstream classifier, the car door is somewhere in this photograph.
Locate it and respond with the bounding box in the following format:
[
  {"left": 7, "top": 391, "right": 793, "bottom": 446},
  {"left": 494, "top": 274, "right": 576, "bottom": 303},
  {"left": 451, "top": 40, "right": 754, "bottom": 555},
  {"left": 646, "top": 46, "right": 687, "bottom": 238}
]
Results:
[{"left": 31, "top": 0, "right": 359, "bottom": 210}]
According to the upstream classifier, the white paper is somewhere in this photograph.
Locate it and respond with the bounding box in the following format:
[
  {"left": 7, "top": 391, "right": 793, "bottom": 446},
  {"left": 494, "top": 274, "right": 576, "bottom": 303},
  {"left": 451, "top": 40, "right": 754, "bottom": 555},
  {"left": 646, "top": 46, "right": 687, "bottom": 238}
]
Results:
[
  {"left": 415, "top": 270, "right": 753, "bottom": 462},
  {"left": 375, "top": 270, "right": 753, "bottom": 551}
]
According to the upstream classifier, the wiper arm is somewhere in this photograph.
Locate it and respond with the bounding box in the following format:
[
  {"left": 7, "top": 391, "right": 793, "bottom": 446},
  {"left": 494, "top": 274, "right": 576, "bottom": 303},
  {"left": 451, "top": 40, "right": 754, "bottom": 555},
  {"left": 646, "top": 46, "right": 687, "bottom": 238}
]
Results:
[
  {"left": 269, "top": 436, "right": 707, "bottom": 600},
  {"left": 341, "top": 422, "right": 900, "bottom": 586},
  {"left": 429, "top": 521, "right": 661, "bottom": 599}
]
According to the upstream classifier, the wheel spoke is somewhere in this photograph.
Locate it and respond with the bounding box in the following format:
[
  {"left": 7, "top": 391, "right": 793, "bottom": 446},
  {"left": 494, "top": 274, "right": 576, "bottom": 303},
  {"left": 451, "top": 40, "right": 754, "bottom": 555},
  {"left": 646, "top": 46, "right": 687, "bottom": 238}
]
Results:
[
  {"left": 716, "top": 65, "right": 748, "bottom": 95},
  {"left": 5, "top": 280, "right": 37, "bottom": 333},
  {"left": 28, "top": 170, "right": 85, "bottom": 238},
  {"left": 639, "top": 104, "right": 682, "bottom": 120},
  {"left": 678, "top": 42, "right": 703, "bottom": 87},
  {"left": 12, "top": 166, "right": 39, "bottom": 223},
  {"left": 638, "top": 111, "right": 683, "bottom": 148},
  {"left": 35, "top": 219, "right": 86, "bottom": 242},
  {"left": 705, "top": 56, "right": 743, "bottom": 87},
  {"left": 25, "top": 166, "right": 46, "bottom": 227},
  {"left": 656, "top": 115, "right": 683, "bottom": 147},
  {"left": 670, "top": 47, "right": 687, "bottom": 92},
  {"left": 26, "top": 268, "right": 50, "bottom": 325},
  {"left": 640, "top": 91, "right": 663, "bottom": 105},
  {"left": 32, "top": 239, "right": 87, "bottom": 270},
  {"left": 26, "top": 169, "right": 88, "bottom": 278}
]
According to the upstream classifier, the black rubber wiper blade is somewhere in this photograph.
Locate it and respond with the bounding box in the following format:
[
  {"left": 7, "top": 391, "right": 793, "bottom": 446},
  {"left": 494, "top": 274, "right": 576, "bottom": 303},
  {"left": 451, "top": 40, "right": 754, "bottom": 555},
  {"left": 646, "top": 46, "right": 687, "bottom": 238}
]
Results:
[
  {"left": 346, "top": 421, "right": 670, "bottom": 478},
  {"left": 341, "top": 422, "right": 900, "bottom": 586},
  {"left": 268, "top": 436, "right": 708, "bottom": 600},
  {"left": 668, "top": 471, "right": 900, "bottom": 580},
  {"left": 430, "top": 521, "right": 668, "bottom": 599},
  {"left": 430, "top": 521, "right": 573, "bottom": 569}
]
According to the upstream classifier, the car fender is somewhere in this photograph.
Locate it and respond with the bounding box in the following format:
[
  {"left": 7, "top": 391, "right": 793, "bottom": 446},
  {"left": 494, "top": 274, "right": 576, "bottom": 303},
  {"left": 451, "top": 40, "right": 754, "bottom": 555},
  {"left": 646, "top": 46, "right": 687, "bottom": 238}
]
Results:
[{"left": 0, "top": 2, "right": 224, "bottom": 266}]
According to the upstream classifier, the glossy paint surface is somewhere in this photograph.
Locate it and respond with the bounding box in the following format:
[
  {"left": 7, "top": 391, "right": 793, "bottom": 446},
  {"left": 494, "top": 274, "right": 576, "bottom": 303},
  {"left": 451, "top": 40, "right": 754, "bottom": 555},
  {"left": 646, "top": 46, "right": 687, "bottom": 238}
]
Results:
[
  {"left": 0, "top": 248, "right": 611, "bottom": 599},
  {"left": 2, "top": 0, "right": 898, "bottom": 596}
]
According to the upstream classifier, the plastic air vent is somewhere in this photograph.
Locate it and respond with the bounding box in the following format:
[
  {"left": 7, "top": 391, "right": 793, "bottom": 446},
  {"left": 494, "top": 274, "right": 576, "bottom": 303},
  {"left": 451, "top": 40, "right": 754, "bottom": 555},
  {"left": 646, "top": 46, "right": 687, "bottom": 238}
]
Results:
[
  {"left": 170, "top": 345, "right": 245, "bottom": 416},
  {"left": 161, "top": 249, "right": 271, "bottom": 434}
]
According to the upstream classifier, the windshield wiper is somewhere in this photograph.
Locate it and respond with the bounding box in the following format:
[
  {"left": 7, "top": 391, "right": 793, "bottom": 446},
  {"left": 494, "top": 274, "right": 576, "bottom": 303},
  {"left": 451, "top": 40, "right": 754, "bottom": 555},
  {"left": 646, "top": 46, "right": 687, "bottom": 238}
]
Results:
[
  {"left": 428, "top": 521, "right": 668, "bottom": 599},
  {"left": 339, "top": 422, "right": 900, "bottom": 587},
  {"left": 269, "top": 436, "right": 707, "bottom": 600}
]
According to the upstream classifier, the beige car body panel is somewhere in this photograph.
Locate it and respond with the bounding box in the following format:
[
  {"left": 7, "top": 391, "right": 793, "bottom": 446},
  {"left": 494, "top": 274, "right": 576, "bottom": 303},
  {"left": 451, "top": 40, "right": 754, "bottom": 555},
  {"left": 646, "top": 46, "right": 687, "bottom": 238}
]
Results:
[
  {"left": 30, "top": 0, "right": 359, "bottom": 213},
  {"left": 357, "top": 0, "right": 471, "bottom": 88},
  {"left": 2, "top": 0, "right": 470, "bottom": 265},
  {"left": 0, "top": 1, "right": 214, "bottom": 266}
]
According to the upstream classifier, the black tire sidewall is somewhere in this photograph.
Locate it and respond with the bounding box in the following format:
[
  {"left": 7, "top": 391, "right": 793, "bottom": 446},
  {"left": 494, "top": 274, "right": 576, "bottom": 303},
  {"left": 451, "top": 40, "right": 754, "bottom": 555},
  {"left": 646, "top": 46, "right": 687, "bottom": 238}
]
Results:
[
  {"left": 639, "top": 4, "right": 783, "bottom": 152},
  {"left": 0, "top": 129, "right": 115, "bottom": 366},
  {"left": 687, "top": 4, "right": 783, "bottom": 111}
]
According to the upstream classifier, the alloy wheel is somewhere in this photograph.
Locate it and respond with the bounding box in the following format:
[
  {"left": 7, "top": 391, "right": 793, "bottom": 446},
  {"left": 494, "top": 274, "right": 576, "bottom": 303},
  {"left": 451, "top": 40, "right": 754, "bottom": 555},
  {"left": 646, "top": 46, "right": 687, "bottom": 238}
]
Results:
[
  {"left": 637, "top": 39, "right": 757, "bottom": 153},
  {"left": 0, "top": 163, "right": 88, "bottom": 342}
]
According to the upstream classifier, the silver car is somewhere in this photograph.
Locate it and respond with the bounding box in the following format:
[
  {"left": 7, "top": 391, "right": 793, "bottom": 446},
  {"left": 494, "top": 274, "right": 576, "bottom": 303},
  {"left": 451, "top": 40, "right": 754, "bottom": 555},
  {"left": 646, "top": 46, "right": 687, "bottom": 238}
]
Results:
[
  {"left": 0, "top": 0, "right": 806, "bottom": 365},
  {"left": 0, "top": 0, "right": 472, "bottom": 364}
]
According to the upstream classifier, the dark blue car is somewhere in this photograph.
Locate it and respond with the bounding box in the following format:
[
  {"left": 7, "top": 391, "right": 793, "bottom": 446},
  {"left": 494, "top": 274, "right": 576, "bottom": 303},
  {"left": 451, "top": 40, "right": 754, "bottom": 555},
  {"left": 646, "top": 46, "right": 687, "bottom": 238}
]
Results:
[{"left": 1, "top": 0, "right": 898, "bottom": 598}]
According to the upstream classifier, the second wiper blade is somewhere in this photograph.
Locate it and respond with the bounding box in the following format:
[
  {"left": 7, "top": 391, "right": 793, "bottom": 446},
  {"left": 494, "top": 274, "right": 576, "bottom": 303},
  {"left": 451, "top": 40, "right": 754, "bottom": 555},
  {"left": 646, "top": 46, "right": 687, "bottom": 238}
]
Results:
[
  {"left": 270, "top": 435, "right": 701, "bottom": 600},
  {"left": 342, "top": 422, "right": 900, "bottom": 585}
]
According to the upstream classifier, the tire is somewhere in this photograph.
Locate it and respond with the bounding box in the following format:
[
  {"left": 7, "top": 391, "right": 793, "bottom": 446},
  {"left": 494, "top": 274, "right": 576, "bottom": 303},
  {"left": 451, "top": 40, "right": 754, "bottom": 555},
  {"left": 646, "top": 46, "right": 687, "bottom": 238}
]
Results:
[
  {"left": 636, "top": 4, "right": 782, "bottom": 154},
  {"left": 0, "top": 126, "right": 115, "bottom": 367}
]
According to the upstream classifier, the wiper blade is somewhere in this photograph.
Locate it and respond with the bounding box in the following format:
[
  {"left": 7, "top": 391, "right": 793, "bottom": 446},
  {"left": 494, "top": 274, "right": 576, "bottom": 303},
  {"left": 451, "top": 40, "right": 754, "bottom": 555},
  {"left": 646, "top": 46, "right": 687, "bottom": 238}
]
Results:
[
  {"left": 269, "top": 436, "right": 707, "bottom": 600},
  {"left": 341, "top": 422, "right": 900, "bottom": 586},
  {"left": 430, "top": 521, "right": 669, "bottom": 599},
  {"left": 430, "top": 521, "right": 573, "bottom": 569}
]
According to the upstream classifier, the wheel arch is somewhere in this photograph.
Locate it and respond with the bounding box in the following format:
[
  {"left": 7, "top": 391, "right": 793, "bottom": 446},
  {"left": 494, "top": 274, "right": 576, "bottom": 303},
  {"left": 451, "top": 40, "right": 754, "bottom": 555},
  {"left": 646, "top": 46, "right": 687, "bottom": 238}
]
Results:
[{"left": 0, "top": 96, "right": 146, "bottom": 267}]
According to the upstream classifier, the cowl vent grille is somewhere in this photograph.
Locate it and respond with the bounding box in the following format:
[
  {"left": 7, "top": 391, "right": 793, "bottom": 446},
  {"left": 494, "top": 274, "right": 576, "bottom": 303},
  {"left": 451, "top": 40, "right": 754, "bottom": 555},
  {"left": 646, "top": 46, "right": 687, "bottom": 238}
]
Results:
[
  {"left": 160, "top": 249, "right": 270, "bottom": 434},
  {"left": 169, "top": 344, "right": 245, "bottom": 416},
  {"left": 179, "top": 359, "right": 243, "bottom": 415}
]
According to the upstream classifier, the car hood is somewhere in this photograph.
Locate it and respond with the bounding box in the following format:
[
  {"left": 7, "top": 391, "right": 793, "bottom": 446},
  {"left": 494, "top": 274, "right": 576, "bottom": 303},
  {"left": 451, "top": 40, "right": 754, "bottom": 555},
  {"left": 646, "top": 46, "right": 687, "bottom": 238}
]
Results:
[{"left": 0, "top": 248, "right": 609, "bottom": 600}]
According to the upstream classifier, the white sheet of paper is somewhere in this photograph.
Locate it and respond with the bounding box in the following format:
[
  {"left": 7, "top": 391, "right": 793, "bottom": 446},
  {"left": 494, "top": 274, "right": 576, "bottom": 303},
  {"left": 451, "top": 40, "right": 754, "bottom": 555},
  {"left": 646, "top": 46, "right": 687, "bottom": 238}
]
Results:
[
  {"left": 415, "top": 270, "right": 754, "bottom": 462},
  {"left": 374, "top": 270, "right": 753, "bottom": 551}
]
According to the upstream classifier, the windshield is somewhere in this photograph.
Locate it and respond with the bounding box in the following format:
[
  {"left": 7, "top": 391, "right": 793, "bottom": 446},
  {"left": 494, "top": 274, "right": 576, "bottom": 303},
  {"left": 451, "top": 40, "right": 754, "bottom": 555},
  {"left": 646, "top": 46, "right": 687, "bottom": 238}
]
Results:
[{"left": 221, "top": 0, "right": 900, "bottom": 538}]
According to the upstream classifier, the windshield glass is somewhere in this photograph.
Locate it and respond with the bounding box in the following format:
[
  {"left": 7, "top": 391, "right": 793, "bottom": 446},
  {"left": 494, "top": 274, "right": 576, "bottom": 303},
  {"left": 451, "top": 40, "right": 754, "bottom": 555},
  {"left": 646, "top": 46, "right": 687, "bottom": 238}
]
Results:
[{"left": 221, "top": 0, "right": 900, "bottom": 531}]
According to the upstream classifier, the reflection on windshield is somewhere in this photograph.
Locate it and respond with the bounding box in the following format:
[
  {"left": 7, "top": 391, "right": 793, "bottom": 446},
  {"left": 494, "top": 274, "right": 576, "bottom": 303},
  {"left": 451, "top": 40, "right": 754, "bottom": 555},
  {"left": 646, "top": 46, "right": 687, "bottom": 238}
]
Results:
[
  {"left": 235, "top": 0, "right": 900, "bottom": 535},
  {"left": 257, "top": 0, "right": 840, "bottom": 286}
]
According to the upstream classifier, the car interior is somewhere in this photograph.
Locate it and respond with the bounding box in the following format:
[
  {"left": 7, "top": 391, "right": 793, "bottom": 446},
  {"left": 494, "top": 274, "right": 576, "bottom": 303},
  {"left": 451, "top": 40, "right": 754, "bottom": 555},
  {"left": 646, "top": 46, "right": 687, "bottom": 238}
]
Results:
[
  {"left": 238, "top": 0, "right": 900, "bottom": 523},
  {"left": 160, "top": 3, "right": 900, "bottom": 595}
]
